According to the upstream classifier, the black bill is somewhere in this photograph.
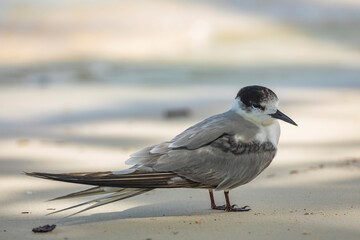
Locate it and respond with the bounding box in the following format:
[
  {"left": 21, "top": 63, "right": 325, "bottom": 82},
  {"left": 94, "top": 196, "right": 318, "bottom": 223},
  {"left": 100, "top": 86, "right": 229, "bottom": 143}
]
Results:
[{"left": 270, "top": 110, "right": 297, "bottom": 126}]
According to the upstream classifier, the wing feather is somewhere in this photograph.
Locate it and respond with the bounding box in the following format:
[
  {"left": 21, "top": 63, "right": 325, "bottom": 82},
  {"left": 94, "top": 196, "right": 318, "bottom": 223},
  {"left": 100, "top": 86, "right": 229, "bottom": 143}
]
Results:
[
  {"left": 153, "top": 138, "right": 277, "bottom": 190},
  {"left": 124, "top": 110, "right": 270, "bottom": 190},
  {"left": 169, "top": 114, "right": 229, "bottom": 149},
  {"left": 169, "top": 111, "right": 258, "bottom": 150}
]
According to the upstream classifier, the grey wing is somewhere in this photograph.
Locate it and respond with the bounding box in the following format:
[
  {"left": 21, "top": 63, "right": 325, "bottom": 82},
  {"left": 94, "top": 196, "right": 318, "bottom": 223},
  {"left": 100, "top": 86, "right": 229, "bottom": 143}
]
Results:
[
  {"left": 168, "top": 113, "right": 232, "bottom": 150},
  {"left": 168, "top": 110, "right": 259, "bottom": 150},
  {"left": 125, "top": 111, "right": 270, "bottom": 190},
  {"left": 126, "top": 111, "right": 234, "bottom": 166},
  {"left": 153, "top": 136, "right": 277, "bottom": 190}
]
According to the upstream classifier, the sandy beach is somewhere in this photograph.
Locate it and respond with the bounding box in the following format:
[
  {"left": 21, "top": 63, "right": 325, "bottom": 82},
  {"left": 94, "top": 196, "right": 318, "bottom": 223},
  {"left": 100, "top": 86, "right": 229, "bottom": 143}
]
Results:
[
  {"left": 1, "top": 0, "right": 360, "bottom": 239},
  {"left": 0, "top": 84, "right": 359, "bottom": 240}
]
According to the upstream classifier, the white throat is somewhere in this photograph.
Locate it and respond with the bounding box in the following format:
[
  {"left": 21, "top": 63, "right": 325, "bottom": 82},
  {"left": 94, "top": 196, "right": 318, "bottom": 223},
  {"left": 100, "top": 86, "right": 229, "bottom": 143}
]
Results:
[{"left": 231, "top": 98, "right": 281, "bottom": 147}]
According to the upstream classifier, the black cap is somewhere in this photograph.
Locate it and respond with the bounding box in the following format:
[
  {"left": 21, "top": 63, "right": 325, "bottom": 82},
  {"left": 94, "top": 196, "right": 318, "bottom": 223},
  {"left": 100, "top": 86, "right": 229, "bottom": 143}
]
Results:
[{"left": 236, "top": 85, "right": 278, "bottom": 109}]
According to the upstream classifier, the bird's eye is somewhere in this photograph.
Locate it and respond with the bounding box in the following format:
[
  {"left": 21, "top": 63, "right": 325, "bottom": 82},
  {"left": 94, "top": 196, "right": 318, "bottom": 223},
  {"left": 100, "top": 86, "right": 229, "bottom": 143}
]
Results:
[{"left": 252, "top": 104, "right": 265, "bottom": 110}]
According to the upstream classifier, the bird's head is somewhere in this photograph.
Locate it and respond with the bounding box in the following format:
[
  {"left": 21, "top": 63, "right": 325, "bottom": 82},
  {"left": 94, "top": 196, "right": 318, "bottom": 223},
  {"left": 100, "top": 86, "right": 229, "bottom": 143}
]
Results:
[{"left": 232, "top": 85, "right": 297, "bottom": 126}]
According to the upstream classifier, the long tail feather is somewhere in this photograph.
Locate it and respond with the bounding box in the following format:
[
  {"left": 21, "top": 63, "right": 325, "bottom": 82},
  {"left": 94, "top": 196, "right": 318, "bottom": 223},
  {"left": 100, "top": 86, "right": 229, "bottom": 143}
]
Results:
[
  {"left": 25, "top": 171, "right": 201, "bottom": 188},
  {"left": 47, "top": 188, "right": 151, "bottom": 217},
  {"left": 49, "top": 186, "right": 113, "bottom": 201},
  {"left": 26, "top": 170, "right": 204, "bottom": 216}
]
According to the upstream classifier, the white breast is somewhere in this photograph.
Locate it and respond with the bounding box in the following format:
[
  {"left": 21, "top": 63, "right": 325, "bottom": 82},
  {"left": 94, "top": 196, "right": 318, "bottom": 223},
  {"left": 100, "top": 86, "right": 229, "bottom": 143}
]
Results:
[
  {"left": 254, "top": 121, "right": 281, "bottom": 147},
  {"left": 233, "top": 120, "right": 280, "bottom": 147}
]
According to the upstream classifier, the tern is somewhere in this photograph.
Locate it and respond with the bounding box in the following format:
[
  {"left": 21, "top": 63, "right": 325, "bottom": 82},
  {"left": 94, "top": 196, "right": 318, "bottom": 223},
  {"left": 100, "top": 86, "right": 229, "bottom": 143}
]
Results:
[{"left": 27, "top": 85, "right": 297, "bottom": 215}]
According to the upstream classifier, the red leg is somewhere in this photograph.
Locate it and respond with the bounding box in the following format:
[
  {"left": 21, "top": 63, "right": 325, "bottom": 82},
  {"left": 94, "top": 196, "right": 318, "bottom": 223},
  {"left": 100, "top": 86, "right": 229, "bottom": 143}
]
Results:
[{"left": 209, "top": 189, "right": 226, "bottom": 210}]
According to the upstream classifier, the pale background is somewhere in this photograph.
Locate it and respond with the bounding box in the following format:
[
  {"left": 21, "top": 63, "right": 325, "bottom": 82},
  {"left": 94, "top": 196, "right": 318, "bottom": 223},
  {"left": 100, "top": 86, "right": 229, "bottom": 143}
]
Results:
[{"left": 0, "top": 0, "right": 359, "bottom": 239}]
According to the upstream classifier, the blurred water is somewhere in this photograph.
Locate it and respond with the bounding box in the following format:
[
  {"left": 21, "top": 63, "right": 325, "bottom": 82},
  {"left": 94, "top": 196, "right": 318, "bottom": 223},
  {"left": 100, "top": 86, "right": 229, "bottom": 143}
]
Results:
[
  {"left": 0, "top": 0, "right": 359, "bottom": 88},
  {"left": 0, "top": 62, "right": 359, "bottom": 88}
]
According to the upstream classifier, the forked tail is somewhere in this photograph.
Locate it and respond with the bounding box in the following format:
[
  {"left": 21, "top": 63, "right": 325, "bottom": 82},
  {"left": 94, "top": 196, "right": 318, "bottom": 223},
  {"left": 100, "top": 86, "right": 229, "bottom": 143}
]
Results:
[{"left": 25, "top": 170, "right": 201, "bottom": 216}]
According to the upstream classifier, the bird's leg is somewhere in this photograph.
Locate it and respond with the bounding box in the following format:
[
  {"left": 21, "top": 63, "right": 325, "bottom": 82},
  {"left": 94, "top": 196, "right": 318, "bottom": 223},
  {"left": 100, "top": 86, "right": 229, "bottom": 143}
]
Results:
[
  {"left": 209, "top": 189, "right": 226, "bottom": 210},
  {"left": 223, "top": 191, "right": 251, "bottom": 212}
]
